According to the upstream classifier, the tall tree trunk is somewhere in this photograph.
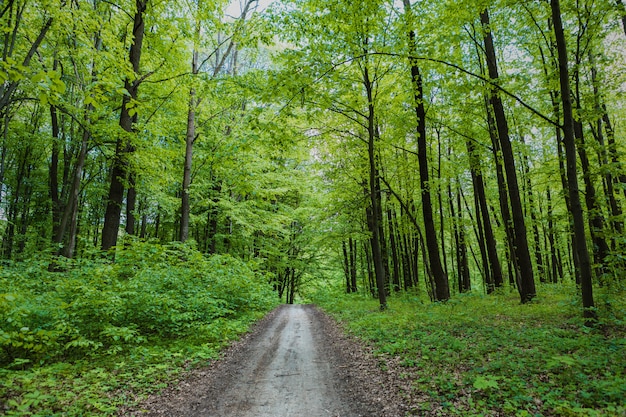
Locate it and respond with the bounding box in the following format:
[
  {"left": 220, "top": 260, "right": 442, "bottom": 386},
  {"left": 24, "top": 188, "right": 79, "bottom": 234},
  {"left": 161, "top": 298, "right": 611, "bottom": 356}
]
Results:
[
  {"left": 521, "top": 139, "right": 545, "bottom": 283},
  {"left": 546, "top": 187, "right": 563, "bottom": 283},
  {"left": 180, "top": 45, "right": 199, "bottom": 242},
  {"left": 49, "top": 104, "right": 62, "bottom": 239},
  {"left": 481, "top": 9, "right": 536, "bottom": 302},
  {"left": 551, "top": 0, "right": 597, "bottom": 323},
  {"left": 589, "top": 56, "right": 623, "bottom": 240},
  {"left": 451, "top": 181, "right": 470, "bottom": 292},
  {"left": 387, "top": 208, "right": 401, "bottom": 292},
  {"left": 403, "top": 0, "right": 449, "bottom": 301},
  {"left": 363, "top": 61, "right": 387, "bottom": 309},
  {"left": 342, "top": 240, "right": 352, "bottom": 293},
  {"left": 349, "top": 237, "right": 358, "bottom": 292},
  {"left": 466, "top": 137, "right": 503, "bottom": 291},
  {"left": 101, "top": 0, "right": 147, "bottom": 251}
]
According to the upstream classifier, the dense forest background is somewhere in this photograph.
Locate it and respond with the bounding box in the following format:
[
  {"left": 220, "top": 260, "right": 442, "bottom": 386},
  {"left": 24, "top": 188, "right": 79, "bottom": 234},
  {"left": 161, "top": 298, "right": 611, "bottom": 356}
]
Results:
[{"left": 1, "top": 0, "right": 625, "bottom": 415}]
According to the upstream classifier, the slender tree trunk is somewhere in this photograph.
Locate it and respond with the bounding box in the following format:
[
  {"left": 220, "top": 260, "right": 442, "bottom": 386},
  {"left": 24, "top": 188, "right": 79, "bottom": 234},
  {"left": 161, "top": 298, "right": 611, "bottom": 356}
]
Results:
[
  {"left": 551, "top": 0, "right": 597, "bottom": 323},
  {"left": 403, "top": 0, "right": 449, "bottom": 301},
  {"left": 363, "top": 65, "right": 387, "bottom": 308},
  {"left": 589, "top": 56, "right": 623, "bottom": 240},
  {"left": 349, "top": 237, "right": 358, "bottom": 292},
  {"left": 180, "top": 45, "right": 199, "bottom": 242},
  {"left": 0, "top": 17, "right": 53, "bottom": 112},
  {"left": 101, "top": 0, "right": 147, "bottom": 251},
  {"left": 452, "top": 181, "right": 470, "bottom": 292},
  {"left": 49, "top": 104, "right": 62, "bottom": 240},
  {"left": 546, "top": 187, "right": 563, "bottom": 283},
  {"left": 342, "top": 240, "right": 352, "bottom": 293},
  {"left": 466, "top": 137, "right": 503, "bottom": 290},
  {"left": 521, "top": 140, "right": 544, "bottom": 282},
  {"left": 387, "top": 208, "right": 401, "bottom": 292},
  {"left": 616, "top": 0, "right": 626, "bottom": 37},
  {"left": 481, "top": 9, "right": 535, "bottom": 302}
]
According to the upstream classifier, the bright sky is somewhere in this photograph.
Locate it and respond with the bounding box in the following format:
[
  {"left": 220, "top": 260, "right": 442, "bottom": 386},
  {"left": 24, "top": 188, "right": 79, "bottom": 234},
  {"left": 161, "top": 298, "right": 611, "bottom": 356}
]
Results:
[{"left": 224, "top": 0, "right": 274, "bottom": 18}]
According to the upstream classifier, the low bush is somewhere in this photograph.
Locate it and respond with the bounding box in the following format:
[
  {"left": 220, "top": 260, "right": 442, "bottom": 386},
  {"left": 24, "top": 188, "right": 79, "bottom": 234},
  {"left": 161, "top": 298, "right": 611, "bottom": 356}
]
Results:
[{"left": 0, "top": 241, "right": 279, "bottom": 415}]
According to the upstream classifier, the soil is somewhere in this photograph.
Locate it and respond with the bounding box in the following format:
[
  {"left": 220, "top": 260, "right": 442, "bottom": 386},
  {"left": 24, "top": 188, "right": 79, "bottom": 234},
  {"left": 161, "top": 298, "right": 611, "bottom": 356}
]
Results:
[{"left": 121, "top": 304, "right": 414, "bottom": 417}]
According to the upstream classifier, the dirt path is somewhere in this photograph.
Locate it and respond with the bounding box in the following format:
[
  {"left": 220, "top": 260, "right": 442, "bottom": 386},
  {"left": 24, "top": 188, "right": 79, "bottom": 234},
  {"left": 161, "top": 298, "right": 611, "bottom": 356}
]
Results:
[{"left": 125, "top": 305, "right": 409, "bottom": 417}]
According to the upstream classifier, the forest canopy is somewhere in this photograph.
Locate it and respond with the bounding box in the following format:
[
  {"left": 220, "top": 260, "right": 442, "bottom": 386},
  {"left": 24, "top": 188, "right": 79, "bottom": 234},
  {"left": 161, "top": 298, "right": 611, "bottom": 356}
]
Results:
[
  {"left": 1, "top": 0, "right": 626, "bottom": 415},
  {"left": 0, "top": 0, "right": 625, "bottom": 348}
]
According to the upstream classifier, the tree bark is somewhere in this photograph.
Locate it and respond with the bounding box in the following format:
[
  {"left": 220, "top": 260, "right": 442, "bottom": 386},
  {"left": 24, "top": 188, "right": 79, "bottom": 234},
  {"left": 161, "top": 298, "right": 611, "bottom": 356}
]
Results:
[
  {"left": 363, "top": 61, "right": 387, "bottom": 309},
  {"left": 403, "top": 0, "right": 449, "bottom": 301},
  {"left": 551, "top": 0, "right": 597, "bottom": 323},
  {"left": 466, "top": 137, "right": 503, "bottom": 291},
  {"left": 481, "top": 9, "right": 536, "bottom": 302},
  {"left": 180, "top": 44, "right": 199, "bottom": 242},
  {"left": 101, "top": 0, "right": 147, "bottom": 251}
]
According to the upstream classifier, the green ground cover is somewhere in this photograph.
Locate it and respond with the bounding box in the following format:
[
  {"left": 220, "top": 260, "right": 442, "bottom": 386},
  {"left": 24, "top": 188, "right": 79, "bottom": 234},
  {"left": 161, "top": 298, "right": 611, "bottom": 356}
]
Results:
[
  {"left": 0, "top": 241, "right": 279, "bottom": 416},
  {"left": 314, "top": 286, "right": 626, "bottom": 417}
]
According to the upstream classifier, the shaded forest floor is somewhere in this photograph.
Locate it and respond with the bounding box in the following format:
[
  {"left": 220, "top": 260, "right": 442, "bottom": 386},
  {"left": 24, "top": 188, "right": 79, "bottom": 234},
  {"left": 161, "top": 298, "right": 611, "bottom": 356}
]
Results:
[{"left": 313, "top": 284, "right": 626, "bottom": 416}]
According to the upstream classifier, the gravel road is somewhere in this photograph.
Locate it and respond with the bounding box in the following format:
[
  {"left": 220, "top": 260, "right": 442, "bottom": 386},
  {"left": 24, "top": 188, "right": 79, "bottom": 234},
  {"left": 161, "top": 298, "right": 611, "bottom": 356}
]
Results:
[{"left": 126, "top": 304, "right": 408, "bottom": 417}]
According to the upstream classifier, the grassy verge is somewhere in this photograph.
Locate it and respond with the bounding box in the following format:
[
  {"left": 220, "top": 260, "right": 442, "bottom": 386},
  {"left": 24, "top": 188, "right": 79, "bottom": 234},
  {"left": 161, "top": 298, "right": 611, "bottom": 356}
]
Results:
[
  {"left": 0, "top": 241, "right": 279, "bottom": 416},
  {"left": 313, "top": 285, "right": 626, "bottom": 417}
]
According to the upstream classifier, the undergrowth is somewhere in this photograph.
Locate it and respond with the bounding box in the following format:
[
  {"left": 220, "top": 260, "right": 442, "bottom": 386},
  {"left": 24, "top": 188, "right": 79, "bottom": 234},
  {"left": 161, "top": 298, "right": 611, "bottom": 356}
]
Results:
[
  {"left": 313, "top": 285, "right": 626, "bottom": 417},
  {"left": 0, "top": 240, "right": 279, "bottom": 416}
]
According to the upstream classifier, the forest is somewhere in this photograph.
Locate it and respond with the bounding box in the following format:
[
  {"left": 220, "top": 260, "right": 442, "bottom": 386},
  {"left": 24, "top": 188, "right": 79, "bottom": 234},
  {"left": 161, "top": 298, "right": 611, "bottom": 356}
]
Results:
[{"left": 1, "top": 0, "right": 625, "bottom": 415}]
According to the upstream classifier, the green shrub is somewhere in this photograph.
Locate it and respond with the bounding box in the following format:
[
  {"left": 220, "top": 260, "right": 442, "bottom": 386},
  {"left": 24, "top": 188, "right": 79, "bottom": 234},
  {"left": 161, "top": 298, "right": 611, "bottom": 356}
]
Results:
[{"left": 0, "top": 241, "right": 277, "bottom": 366}]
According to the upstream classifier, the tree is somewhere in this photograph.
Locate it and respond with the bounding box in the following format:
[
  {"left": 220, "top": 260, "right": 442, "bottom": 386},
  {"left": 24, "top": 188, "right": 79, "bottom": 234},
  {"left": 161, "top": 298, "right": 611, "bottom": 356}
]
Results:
[
  {"left": 480, "top": 8, "right": 536, "bottom": 302},
  {"left": 550, "top": 0, "right": 597, "bottom": 323},
  {"left": 101, "top": 0, "right": 148, "bottom": 251},
  {"left": 403, "top": 0, "right": 449, "bottom": 301}
]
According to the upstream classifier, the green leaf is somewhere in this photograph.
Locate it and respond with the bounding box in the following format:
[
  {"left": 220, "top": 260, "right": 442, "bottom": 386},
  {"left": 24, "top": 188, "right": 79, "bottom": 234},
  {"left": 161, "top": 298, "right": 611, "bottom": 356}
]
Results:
[{"left": 473, "top": 375, "right": 500, "bottom": 390}]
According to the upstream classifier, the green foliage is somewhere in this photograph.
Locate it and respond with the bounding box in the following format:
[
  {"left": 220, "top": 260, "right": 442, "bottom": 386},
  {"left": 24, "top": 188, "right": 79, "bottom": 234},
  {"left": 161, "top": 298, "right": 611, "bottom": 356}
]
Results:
[
  {"left": 0, "top": 242, "right": 278, "bottom": 415},
  {"left": 313, "top": 286, "right": 626, "bottom": 416}
]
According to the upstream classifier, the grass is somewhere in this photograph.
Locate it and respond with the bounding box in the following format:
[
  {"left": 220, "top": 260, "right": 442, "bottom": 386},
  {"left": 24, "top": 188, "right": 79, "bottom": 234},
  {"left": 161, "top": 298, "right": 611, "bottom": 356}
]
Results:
[{"left": 313, "top": 284, "right": 626, "bottom": 417}]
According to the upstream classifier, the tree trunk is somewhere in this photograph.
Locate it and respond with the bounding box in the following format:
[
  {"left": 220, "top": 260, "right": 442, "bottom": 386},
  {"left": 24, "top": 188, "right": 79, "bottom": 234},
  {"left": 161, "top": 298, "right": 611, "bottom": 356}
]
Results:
[
  {"left": 521, "top": 139, "right": 545, "bottom": 283},
  {"left": 101, "top": 0, "right": 147, "bottom": 251},
  {"left": 466, "top": 137, "right": 503, "bottom": 291},
  {"left": 342, "top": 240, "right": 352, "bottom": 293},
  {"left": 387, "top": 208, "right": 401, "bottom": 292},
  {"left": 49, "top": 104, "right": 62, "bottom": 240},
  {"left": 481, "top": 9, "right": 536, "bottom": 302},
  {"left": 349, "top": 237, "right": 358, "bottom": 292},
  {"left": 403, "top": 0, "right": 449, "bottom": 301},
  {"left": 180, "top": 46, "right": 199, "bottom": 242},
  {"left": 364, "top": 70, "right": 387, "bottom": 309},
  {"left": 551, "top": 0, "right": 597, "bottom": 323}
]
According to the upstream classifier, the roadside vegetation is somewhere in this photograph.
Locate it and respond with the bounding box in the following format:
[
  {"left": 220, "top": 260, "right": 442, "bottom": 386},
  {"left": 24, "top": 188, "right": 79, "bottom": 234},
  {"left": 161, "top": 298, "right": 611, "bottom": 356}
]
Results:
[
  {"left": 0, "top": 241, "right": 278, "bottom": 416},
  {"left": 314, "top": 284, "right": 626, "bottom": 417}
]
